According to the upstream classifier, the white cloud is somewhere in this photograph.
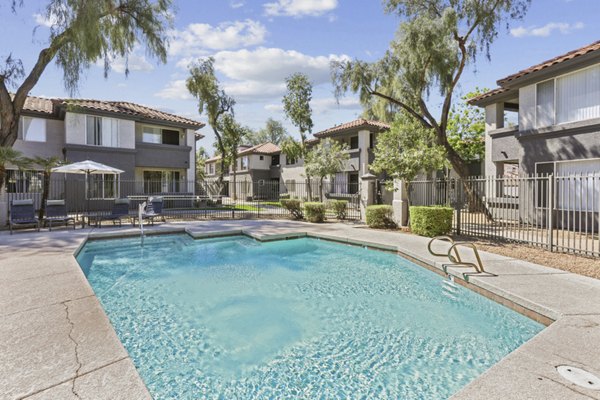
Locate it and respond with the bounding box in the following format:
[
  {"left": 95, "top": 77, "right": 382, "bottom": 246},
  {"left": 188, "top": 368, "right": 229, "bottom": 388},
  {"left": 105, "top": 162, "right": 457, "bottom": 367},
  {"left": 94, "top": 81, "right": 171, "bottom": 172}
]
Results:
[
  {"left": 169, "top": 19, "right": 267, "bottom": 56},
  {"left": 33, "top": 13, "right": 56, "bottom": 27},
  {"left": 231, "top": 1, "right": 245, "bottom": 8},
  {"left": 510, "top": 22, "right": 584, "bottom": 38},
  {"left": 223, "top": 81, "right": 287, "bottom": 100},
  {"left": 214, "top": 47, "right": 349, "bottom": 85},
  {"left": 264, "top": 0, "right": 338, "bottom": 17},
  {"left": 155, "top": 79, "right": 193, "bottom": 100},
  {"left": 265, "top": 97, "right": 360, "bottom": 115}
]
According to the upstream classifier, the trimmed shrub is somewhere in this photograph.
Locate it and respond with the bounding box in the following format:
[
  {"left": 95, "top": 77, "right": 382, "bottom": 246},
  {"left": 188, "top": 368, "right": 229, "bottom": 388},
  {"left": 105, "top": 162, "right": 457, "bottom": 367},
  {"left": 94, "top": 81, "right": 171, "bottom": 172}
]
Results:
[
  {"left": 330, "top": 200, "right": 348, "bottom": 220},
  {"left": 281, "top": 199, "right": 303, "bottom": 220},
  {"left": 304, "top": 202, "right": 326, "bottom": 223},
  {"left": 409, "top": 206, "right": 454, "bottom": 237},
  {"left": 366, "top": 205, "right": 395, "bottom": 229}
]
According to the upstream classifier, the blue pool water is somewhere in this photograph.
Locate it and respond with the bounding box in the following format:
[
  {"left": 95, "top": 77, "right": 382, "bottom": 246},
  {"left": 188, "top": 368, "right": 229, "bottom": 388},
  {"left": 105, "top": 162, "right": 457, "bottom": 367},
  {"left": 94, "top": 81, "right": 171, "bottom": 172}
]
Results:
[{"left": 77, "top": 234, "right": 543, "bottom": 399}]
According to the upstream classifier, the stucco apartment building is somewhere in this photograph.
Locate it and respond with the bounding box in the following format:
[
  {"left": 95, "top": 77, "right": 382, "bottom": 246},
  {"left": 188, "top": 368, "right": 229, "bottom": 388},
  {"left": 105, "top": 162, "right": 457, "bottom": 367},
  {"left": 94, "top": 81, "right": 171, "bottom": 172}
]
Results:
[
  {"left": 204, "top": 142, "right": 281, "bottom": 199},
  {"left": 470, "top": 40, "right": 600, "bottom": 178},
  {"left": 6, "top": 95, "right": 204, "bottom": 209}
]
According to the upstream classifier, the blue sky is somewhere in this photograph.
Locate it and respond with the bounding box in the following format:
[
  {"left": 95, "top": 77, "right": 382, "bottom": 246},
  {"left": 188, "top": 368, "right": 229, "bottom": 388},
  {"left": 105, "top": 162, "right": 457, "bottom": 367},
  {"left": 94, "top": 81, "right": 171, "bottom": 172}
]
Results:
[{"left": 1, "top": 0, "right": 598, "bottom": 155}]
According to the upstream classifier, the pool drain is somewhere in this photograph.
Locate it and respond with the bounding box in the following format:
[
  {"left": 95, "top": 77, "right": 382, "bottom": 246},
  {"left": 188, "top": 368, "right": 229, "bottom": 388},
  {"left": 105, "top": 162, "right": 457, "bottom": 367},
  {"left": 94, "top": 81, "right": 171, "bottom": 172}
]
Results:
[{"left": 556, "top": 365, "right": 600, "bottom": 390}]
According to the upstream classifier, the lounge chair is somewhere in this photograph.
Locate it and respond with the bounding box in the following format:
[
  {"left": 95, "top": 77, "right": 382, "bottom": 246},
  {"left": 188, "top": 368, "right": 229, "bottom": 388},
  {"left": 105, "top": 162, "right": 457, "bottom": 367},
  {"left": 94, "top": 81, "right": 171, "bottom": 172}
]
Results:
[
  {"left": 97, "top": 198, "right": 130, "bottom": 227},
  {"left": 9, "top": 199, "right": 40, "bottom": 235},
  {"left": 132, "top": 196, "right": 164, "bottom": 226},
  {"left": 44, "top": 200, "right": 76, "bottom": 231}
]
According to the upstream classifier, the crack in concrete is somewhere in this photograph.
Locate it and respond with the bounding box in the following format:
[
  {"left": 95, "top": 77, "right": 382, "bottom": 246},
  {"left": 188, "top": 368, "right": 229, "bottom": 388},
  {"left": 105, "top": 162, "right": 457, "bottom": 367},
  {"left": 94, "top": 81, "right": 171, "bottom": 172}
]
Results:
[{"left": 63, "top": 301, "right": 82, "bottom": 400}]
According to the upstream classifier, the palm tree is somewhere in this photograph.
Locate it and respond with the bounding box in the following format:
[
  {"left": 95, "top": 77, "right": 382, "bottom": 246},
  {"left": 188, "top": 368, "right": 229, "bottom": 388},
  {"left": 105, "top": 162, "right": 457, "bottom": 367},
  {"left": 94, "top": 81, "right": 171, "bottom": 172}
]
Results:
[
  {"left": 30, "top": 156, "right": 64, "bottom": 220},
  {"left": 0, "top": 146, "right": 30, "bottom": 196}
]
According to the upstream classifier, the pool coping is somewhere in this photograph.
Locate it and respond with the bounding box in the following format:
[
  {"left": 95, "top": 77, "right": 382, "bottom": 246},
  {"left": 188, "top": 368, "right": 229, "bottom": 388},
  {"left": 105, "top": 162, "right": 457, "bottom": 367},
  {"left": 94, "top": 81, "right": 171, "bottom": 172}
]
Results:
[{"left": 2, "top": 220, "right": 600, "bottom": 399}]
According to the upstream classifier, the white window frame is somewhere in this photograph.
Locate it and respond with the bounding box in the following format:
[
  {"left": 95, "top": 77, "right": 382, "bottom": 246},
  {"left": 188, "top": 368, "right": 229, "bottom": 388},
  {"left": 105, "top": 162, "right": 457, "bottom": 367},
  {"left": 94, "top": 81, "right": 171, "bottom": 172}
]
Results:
[
  {"left": 85, "top": 115, "right": 120, "bottom": 147},
  {"left": 142, "top": 126, "right": 162, "bottom": 144},
  {"left": 86, "top": 174, "right": 120, "bottom": 200},
  {"left": 21, "top": 117, "right": 47, "bottom": 142},
  {"left": 534, "top": 63, "right": 600, "bottom": 128}
]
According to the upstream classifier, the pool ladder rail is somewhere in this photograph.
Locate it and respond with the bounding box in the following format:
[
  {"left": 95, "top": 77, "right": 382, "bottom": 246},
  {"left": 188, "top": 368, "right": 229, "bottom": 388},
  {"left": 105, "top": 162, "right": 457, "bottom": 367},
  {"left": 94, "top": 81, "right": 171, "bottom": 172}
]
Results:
[{"left": 427, "top": 236, "right": 496, "bottom": 279}]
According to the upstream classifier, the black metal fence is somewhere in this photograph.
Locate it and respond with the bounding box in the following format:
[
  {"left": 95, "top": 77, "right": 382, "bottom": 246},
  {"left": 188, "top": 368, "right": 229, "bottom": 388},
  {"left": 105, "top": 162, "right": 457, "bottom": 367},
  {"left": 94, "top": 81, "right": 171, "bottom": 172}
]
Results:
[
  {"left": 4, "top": 174, "right": 362, "bottom": 223},
  {"left": 409, "top": 174, "right": 600, "bottom": 257}
]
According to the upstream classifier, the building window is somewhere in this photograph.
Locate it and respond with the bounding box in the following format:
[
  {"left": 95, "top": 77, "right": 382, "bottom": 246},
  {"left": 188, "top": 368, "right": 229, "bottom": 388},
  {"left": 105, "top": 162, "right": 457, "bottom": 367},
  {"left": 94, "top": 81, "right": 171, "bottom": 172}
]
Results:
[
  {"left": 271, "top": 154, "right": 280, "bottom": 166},
  {"left": 21, "top": 117, "right": 46, "bottom": 142},
  {"left": 6, "top": 170, "right": 43, "bottom": 193},
  {"left": 534, "top": 64, "right": 600, "bottom": 128},
  {"left": 555, "top": 159, "right": 600, "bottom": 211},
  {"left": 369, "top": 133, "right": 374, "bottom": 149},
  {"left": 142, "top": 126, "right": 181, "bottom": 145},
  {"left": 286, "top": 156, "right": 296, "bottom": 165},
  {"left": 350, "top": 136, "right": 359, "bottom": 149},
  {"left": 536, "top": 80, "right": 555, "bottom": 128},
  {"left": 240, "top": 156, "right": 249, "bottom": 170},
  {"left": 259, "top": 155, "right": 264, "bottom": 161},
  {"left": 143, "top": 170, "right": 181, "bottom": 194},
  {"left": 88, "top": 174, "right": 118, "bottom": 199},
  {"left": 285, "top": 179, "right": 296, "bottom": 192},
  {"left": 86, "top": 116, "right": 119, "bottom": 147}
]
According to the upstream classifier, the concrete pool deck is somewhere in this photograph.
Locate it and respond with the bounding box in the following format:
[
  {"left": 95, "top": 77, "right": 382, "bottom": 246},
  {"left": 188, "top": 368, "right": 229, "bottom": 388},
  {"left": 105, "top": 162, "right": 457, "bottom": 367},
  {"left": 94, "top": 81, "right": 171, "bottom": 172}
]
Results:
[{"left": 0, "top": 219, "right": 599, "bottom": 399}]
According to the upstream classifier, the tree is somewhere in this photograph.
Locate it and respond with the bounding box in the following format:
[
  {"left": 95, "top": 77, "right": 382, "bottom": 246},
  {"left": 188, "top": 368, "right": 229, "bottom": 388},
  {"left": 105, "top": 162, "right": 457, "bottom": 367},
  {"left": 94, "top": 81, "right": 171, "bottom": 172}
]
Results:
[
  {"left": 0, "top": 147, "right": 30, "bottom": 196},
  {"left": 219, "top": 114, "right": 251, "bottom": 201},
  {"left": 447, "top": 90, "right": 487, "bottom": 164},
  {"left": 187, "top": 58, "right": 236, "bottom": 189},
  {"left": 30, "top": 156, "right": 64, "bottom": 220},
  {"left": 282, "top": 72, "right": 314, "bottom": 198},
  {"left": 304, "top": 139, "right": 350, "bottom": 201},
  {"left": 247, "top": 118, "right": 289, "bottom": 145},
  {"left": 0, "top": 0, "right": 173, "bottom": 148},
  {"left": 331, "top": 0, "right": 530, "bottom": 180},
  {"left": 195, "top": 146, "right": 209, "bottom": 182},
  {"left": 371, "top": 112, "right": 448, "bottom": 190}
]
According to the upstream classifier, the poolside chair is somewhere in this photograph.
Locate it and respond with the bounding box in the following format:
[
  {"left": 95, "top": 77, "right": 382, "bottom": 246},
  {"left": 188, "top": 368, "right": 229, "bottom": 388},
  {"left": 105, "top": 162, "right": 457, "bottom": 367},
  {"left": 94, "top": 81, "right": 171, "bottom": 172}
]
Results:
[
  {"left": 97, "top": 198, "right": 131, "bottom": 227},
  {"left": 44, "top": 200, "right": 76, "bottom": 231},
  {"left": 132, "top": 196, "right": 165, "bottom": 226},
  {"left": 9, "top": 199, "right": 40, "bottom": 235}
]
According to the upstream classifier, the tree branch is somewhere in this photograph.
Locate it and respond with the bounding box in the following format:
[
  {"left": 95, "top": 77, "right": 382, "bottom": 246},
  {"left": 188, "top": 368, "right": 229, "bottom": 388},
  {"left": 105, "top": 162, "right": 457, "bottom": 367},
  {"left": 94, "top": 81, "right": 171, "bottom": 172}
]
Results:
[{"left": 369, "top": 89, "right": 433, "bottom": 129}]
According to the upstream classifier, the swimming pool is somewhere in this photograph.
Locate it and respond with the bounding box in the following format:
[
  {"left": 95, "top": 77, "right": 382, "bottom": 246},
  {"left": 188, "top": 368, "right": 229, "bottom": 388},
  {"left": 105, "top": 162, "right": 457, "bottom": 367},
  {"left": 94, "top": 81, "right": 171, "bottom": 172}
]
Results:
[{"left": 77, "top": 234, "right": 543, "bottom": 399}]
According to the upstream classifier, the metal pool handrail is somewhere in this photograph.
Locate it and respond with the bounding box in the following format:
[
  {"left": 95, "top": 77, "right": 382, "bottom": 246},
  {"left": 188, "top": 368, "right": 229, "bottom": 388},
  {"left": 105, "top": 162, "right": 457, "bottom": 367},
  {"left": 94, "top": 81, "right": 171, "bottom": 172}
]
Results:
[{"left": 427, "top": 236, "right": 486, "bottom": 274}]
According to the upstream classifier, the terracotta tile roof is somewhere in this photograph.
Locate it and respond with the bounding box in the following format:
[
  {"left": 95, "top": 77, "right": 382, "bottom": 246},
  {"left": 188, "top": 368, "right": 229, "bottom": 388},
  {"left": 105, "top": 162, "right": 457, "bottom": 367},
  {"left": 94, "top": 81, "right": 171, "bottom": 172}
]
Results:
[
  {"left": 467, "top": 87, "right": 510, "bottom": 105},
  {"left": 206, "top": 142, "right": 280, "bottom": 162},
  {"left": 497, "top": 40, "right": 600, "bottom": 86},
  {"left": 19, "top": 95, "right": 58, "bottom": 116},
  {"left": 62, "top": 99, "right": 204, "bottom": 129},
  {"left": 313, "top": 118, "right": 390, "bottom": 138}
]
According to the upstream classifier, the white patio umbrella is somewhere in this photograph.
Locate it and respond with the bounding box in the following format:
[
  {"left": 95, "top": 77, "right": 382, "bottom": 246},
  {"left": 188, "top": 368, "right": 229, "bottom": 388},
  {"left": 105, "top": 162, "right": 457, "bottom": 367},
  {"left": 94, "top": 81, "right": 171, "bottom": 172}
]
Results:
[{"left": 52, "top": 160, "right": 124, "bottom": 213}]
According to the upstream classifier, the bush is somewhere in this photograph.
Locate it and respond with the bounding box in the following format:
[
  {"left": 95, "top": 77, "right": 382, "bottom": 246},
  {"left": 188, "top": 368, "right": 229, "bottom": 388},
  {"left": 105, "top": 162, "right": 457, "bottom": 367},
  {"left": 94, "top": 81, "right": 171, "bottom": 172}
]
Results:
[
  {"left": 330, "top": 200, "right": 348, "bottom": 220},
  {"left": 281, "top": 199, "right": 303, "bottom": 220},
  {"left": 409, "top": 206, "right": 453, "bottom": 237},
  {"left": 280, "top": 193, "right": 291, "bottom": 200},
  {"left": 366, "top": 205, "right": 395, "bottom": 229},
  {"left": 304, "top": 202, "right": 326, "bottom": 223}
]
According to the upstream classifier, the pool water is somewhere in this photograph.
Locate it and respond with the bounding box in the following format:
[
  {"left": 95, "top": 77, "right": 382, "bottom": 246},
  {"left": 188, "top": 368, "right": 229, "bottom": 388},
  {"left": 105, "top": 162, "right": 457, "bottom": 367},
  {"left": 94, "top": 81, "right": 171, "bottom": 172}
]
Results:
[{"left": 77, "top": 234, "right": 543, "bottom": 399}]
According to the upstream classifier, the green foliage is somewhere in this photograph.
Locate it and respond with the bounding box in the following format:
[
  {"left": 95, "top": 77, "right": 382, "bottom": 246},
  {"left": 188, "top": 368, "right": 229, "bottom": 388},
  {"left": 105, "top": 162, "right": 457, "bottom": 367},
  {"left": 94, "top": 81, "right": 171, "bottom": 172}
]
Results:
[
  {"left": 304, "top": 202, "right": 326, "bottom": 223},
  {"left": 447, "top": 89, "right": 487, "bottom": 162},
  {"left": 371, "top": 112, "right": 447, "bottom": 191},
  {"left": 282, "top": 73, "right": 313, "bottom": 137},
  {"left": 186, "top": 57, "right": 236, "bottom": 184},
  {"left": 409, "top": 206, "right": 454, "bottom": 237},
  {"left": 330, "top": 200, "right": 348, "bottom": 220},
  {"left": 247, "top": 118, "right": 289, "bottom": 145},
  {"left": 281, "top": 199, "right": 303, "bottom": 220},
  {"left": 0, "top": 146, "right": 30, "bottom": 192},
  {"left": 195, "top": 146, "right": 208, "bottom": 182},
  {"left": 30, "top": 156, "right": 64, "bottom": 219},
  {"left": 331, "top": 0, "right": 530, "bottom": 178},
  {"left": 366, "top": 205, "right": 395, "bottom": 229},
  {"left": 304, "top": 139, "right": 349, "bottom": 179}
]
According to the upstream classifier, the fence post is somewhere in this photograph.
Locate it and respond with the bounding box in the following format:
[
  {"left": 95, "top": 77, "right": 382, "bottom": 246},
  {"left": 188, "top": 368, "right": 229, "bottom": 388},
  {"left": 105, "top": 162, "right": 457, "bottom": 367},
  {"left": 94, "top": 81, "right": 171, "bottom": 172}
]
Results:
[
  {"left": 360, "top": 173, "right": 377, "bottom": 223},
  {"left": 548, "top": 174, "right": 554, "bottom": 252}
]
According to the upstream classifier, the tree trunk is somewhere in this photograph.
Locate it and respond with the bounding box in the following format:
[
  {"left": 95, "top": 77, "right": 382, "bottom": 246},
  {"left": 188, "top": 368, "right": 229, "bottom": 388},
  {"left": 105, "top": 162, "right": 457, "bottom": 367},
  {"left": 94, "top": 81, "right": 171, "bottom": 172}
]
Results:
[
  {"left": 319, "top": 177, "right": 324, "bottom": 202},
  {"left": 231, "top": 161, "right": 237, "bottom": 201},
  {"left": 39, "top": 170, "right": 50, "bottom": 220},
  {"left": 0, "top": 164, "right": 6, "bottom": 196},
  {"left": 306, "top": 175, "right": 313, "bottom": 201},
  {"left": 0, "top": 116, "right": 20, "bottom": 148}
]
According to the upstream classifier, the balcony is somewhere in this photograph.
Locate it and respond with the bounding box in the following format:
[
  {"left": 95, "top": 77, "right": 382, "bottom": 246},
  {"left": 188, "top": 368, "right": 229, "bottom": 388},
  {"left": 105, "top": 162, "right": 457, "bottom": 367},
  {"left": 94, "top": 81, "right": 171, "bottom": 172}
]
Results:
[{"left": 135, "top": 142, "right": 192, "bottom": 169}]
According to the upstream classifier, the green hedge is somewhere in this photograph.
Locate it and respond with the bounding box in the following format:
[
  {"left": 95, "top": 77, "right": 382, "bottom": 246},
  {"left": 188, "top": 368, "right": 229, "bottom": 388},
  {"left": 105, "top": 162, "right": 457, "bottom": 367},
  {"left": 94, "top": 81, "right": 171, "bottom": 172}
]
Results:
[
  {"left": 304, "top": 202, "right": 326, "bottom": 223},
  {"left": 330, "top": 200, "right": 348, "bottom": 220},
  {"left": 365, "top": 205, "right": 395, "bottom": 229},
  {"left": 281, "top": 199, "right": 303, "bottom": 220},
  {"left": 409, "top": 206, "right": 454, "bottom": 237}
]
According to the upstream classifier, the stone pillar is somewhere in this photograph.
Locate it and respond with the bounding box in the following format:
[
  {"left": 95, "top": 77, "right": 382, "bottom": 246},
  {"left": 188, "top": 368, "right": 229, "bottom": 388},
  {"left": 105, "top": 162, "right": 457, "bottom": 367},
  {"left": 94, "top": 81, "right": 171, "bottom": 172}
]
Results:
[
  {"left": 360, "top": 173, "right": 376, "bottom": 223},
  {"left": 0, "top": 190, "right": 7, "bottom": 227},
  {"left": 357, "top": 129, "right": 370, "bottom": 176},
  {"left": 392, "top": 179, "right": 409, "bottom": 227}
]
